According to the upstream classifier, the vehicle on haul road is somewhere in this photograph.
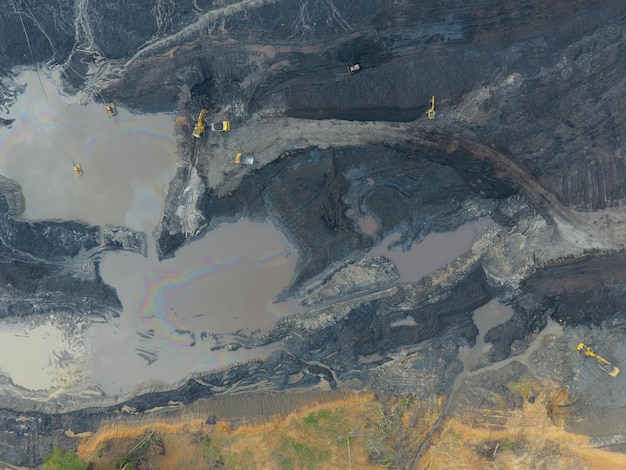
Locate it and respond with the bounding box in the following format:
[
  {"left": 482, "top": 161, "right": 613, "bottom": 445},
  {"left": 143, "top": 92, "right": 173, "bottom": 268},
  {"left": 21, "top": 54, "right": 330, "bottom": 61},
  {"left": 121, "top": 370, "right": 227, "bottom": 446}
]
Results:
[
  {"left": 347, "top": 63, "right": 361, "bottom": 74},
  {"left": 577, "top": 342, "right": 620, "bottom": 377},
  {"left": 210, "top": 121, "right": 231, "bottom": 131},
  {"left": 234, "top": 153, "right": 254, "bottom": 165}
]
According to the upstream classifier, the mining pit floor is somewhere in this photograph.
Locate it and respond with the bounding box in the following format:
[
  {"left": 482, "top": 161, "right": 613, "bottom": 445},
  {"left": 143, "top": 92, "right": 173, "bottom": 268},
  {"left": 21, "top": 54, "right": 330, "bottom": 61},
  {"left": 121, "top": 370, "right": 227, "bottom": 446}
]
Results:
[{"left": 0, "top": 0, "right": 625, "bottom": 468}]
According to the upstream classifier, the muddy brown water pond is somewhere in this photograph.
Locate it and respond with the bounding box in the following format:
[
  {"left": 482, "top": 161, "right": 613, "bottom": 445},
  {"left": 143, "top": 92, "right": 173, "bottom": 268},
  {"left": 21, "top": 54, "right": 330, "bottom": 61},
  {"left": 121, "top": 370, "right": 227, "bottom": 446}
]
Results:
[
  {"left": 0, "top": 71, "right": 299, "bottom": 396},
  {"left": 91, "top": 221, "right": 297, "bottom": 395},
  {"left": 0, "top": 70, "right": 492, "bottom": 398},
  {"left": 0, "top": 71, "right": 176, "bottom": 230},
  {"left": 459, "top": 300, "right": 515, "bottom": 373},
  {"left": 91, "top": 220, "right": 487, "bottom": 395},
  {"left": 367, "top": 220, "right": 488, "bottom": 282}
]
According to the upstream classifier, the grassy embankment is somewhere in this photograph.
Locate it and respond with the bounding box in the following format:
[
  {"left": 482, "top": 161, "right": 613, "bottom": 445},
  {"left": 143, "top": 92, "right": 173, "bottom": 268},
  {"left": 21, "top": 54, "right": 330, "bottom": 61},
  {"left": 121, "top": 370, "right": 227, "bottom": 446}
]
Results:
[{"left": 76, "top": 390, "right": 440, "bottom": 469}]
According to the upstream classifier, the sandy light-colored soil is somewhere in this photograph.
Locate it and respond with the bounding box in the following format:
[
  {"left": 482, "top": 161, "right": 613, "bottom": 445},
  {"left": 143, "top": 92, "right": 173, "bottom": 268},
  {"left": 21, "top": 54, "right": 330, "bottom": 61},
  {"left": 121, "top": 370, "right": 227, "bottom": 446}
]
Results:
[
  {"left": 71, "top": 378, "right": 626, "bottom": 470},
  {"left": 76, "top": 390, "right": 440, "bottom": 469}
]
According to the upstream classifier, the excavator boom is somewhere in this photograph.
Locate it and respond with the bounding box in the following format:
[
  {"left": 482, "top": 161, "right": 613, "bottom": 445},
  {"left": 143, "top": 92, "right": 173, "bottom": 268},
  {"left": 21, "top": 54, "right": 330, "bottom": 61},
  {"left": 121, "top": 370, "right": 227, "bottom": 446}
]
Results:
[
  {"left": 427, "top": 96, "right": 436, "bottom": 120},
  {"left": 192, "top": 109, "right": 207, "bottom": 138},
  {"left": 577, "top": 343, "right": 620, "bottom": 377}
]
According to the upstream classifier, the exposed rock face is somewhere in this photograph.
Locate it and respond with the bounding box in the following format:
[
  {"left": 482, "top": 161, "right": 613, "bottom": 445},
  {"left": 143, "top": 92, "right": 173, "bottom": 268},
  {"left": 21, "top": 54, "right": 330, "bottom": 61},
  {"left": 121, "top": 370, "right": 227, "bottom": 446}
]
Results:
[
  {"left": 480, "top": 24, "right": 626, "bottom": 210},
  {"left": 0, "top": 0, "right": 625, "bottom": 467},
  {"left": 0, "top": 174, "right": 24, "bottom": 217},
  {"left": 303, "top": 255, "right": 399, "bottom": 306}
]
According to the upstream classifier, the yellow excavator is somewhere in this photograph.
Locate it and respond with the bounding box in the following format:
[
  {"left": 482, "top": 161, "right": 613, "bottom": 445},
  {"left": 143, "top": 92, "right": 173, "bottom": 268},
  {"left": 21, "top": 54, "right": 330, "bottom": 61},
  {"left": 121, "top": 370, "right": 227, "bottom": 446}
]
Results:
[
  {"left": 192, "top": 109, "right": 207, "bottom": 138},
  {"left": 427, "top": 96, "right": 436, "bottom": 120},
  {"left": 577, "top": 343, "right": 620, "bottom": 377},
  {"left": 104, "top": 102, "right": 118, "bottom": 117},
  {"left": 73, "top": 162, "right": 83, "bottom": 177}
]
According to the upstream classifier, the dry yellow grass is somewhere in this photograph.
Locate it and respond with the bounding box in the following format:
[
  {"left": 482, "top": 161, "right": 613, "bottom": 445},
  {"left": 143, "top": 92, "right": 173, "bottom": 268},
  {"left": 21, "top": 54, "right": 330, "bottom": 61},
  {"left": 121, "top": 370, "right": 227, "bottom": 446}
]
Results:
[
  {"left": 77, "top": 418, "right": 206, "bottom": 458},
  {"left": 76, "top": 391, "right": 426, "bottom": 469},
  {"left": 419, "top": 390, "right": 626, "bottom": 470},
  {"left": 77, "top": 385, "right": 625, "bottom": 470},
  {"left": 214, "top": 391, "right": 375, "bottom": 435}
]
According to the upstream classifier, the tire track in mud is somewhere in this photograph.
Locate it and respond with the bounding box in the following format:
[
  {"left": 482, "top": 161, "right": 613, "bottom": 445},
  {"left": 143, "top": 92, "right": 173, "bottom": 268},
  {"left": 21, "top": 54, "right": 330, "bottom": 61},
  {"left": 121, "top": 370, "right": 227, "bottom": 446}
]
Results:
[
  {"left": 403, "top": 132, "right": 626, "bottom": 251},
  {"left": 405, "top": 134, "right": 577, "bottom": 225}
]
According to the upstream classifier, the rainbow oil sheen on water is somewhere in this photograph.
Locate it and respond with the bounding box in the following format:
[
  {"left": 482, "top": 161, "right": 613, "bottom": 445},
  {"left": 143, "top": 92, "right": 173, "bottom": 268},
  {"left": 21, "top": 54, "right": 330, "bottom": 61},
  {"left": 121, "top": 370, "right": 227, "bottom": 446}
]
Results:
[
  {"left": 0, "top": 70, "right": 488, "bottom": 397},
  {"left": 0, "top": 70, "right": 176, "bottom": 230},
  {"left": 91, "top": 222, "right": 296, "bottom": 395},
  {"left": 0, "top": 70, "right": 297, "bottom": 395}
]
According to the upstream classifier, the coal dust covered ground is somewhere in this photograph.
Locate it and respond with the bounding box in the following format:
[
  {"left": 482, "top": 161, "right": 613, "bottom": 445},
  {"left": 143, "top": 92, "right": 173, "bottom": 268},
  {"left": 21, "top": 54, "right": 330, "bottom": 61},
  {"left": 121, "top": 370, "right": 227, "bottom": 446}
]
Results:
[{"left": 0, "top": 0, "right": 625, "bottom": 467}]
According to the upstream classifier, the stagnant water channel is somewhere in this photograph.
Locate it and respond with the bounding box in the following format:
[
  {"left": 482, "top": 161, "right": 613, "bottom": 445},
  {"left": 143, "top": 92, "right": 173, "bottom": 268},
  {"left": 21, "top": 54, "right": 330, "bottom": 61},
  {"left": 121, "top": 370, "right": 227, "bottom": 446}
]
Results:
[{"left": 0, "top": 70, "right": 489, "bottom": 397}]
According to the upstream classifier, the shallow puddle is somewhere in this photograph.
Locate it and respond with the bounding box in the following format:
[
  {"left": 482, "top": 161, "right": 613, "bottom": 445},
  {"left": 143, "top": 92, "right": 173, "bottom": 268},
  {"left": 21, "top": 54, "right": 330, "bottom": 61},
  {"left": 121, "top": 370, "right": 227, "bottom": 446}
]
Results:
[
  {"left": 459, "top": 299, "right": 515, "bottom": 370},
  {"left": 88, "top": 220, "right": 296, "bottom": 395}
]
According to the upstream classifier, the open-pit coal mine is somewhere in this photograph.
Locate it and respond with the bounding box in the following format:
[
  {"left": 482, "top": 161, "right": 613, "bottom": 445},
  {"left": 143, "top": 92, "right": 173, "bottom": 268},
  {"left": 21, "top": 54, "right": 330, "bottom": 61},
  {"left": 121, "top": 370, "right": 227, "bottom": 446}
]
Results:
[{"left": 0, "top": 1, "right": 625, "bottom": 468}]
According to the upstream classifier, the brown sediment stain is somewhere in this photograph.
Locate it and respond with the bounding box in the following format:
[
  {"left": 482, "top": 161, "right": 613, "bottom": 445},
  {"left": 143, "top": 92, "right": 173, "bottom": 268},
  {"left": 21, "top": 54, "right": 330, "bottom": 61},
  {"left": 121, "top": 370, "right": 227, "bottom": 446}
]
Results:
[
  {"left": 356, "top": 215, "right": 379, "bottom": 235},
  {"left": 299, "top": 45, "right": 321, "bottom": 54},
  {"left": 246, "top": 45, "right": 277, "bottom": 60}
]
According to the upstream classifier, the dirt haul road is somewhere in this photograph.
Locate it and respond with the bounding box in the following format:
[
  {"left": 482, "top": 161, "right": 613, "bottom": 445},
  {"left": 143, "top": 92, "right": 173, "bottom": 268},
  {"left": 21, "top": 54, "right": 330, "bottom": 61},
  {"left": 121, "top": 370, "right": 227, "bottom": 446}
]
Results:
[{"left": 174, "top": 113, "right": 626, "bottom": 258}]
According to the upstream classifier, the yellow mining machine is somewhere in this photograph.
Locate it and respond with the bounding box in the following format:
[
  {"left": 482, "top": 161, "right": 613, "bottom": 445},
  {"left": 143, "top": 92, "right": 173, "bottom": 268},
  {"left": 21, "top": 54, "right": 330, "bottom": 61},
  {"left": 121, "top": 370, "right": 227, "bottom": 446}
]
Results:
[
  {"left": 105, "top": 102, "right": 118, "bottom": 117},
  {"left": 234, "top": 153, "right": 254, "bottom": 165},
  {"left": 577, "top": 343, "right": 620, "bottom": 377},
  {"left": 73, "top": 162, "right": 83, "bottom": 177},
  {"left": 192, "top": 109, "right": 207, "bottom": 138},
  {"left": 427, "top": 96, "right": 436, "bottom": 120},
  {"left": 210, "top": 120, "right": 231, "bottom": 131}
]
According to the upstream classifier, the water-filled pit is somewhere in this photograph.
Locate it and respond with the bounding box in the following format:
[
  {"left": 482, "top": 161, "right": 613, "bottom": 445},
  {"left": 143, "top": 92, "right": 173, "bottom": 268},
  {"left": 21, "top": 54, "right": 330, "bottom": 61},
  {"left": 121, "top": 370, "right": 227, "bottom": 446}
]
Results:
[
  {"left": 367, "top": 221, "right": 488, "bottom": 282},
  {"left": 0, "top": 70, "right": 490, "bottom": 397},
  {"left": 0, "top": 71, "right": 300, "bottom": 395}
]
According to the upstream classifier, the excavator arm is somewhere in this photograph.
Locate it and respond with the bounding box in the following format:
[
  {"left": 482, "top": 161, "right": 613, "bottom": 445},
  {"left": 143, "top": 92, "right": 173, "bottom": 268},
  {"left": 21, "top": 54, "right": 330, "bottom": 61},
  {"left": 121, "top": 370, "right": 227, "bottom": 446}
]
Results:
[
  {"left": 192, "top": 109, "right": 207, "bottom": 138},
  {"left": 577, "top": 343, "right": 620, "bottom": 377}
]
